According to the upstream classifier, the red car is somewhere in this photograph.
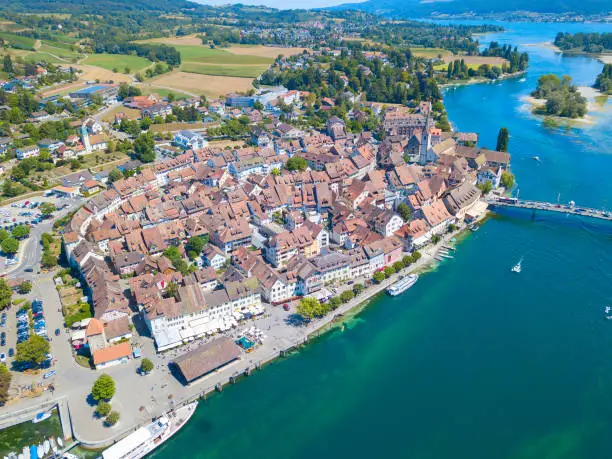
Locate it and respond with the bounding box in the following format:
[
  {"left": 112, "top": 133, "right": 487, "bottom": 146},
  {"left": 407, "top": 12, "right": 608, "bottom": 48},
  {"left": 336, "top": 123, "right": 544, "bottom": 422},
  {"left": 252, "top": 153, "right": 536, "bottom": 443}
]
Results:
[{"left": 283, "top": 304, "right": 290, "bottom": 311}]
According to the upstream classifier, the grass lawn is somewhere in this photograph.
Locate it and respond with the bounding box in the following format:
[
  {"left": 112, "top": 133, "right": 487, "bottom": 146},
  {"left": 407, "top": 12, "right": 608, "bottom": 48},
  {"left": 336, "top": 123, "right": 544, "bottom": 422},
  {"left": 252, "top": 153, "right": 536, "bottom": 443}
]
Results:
[
  {"left": 85, "top": 53, "right": 152, "bottom": 73},
  {"left": 139, "top": 86, "right": 191, "bottom": 99},
  {"left": 411, "top": 47, "right": 452, "bottom": 58},
  {"left": 180, "top": 62, "right": 268, "bottom": 78}
]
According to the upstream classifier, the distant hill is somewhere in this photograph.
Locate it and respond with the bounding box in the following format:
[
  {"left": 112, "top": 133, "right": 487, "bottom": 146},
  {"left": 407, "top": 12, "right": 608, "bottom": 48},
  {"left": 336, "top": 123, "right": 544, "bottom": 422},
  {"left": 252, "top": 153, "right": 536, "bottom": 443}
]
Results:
[
  {"left": 0, "top": 0, "right": 203, "bottom": 14},
  {"left": 333, "top": 0, "right": 612, "bottom": 17}
]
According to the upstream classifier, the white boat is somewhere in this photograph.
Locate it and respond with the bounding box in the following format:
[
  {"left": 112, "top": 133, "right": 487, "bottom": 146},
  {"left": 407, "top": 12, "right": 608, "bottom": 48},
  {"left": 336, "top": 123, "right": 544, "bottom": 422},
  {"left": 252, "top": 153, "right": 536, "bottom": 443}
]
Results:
[
  {"left": 21, "top": 447, "right": 28, "bottom": 458},
  {"left": 605, "top": 306, "right": 611, "bottom": 314},
  {"left": 511, "top": 259, "right": 522, "bottom": 273},
  {"left": 532, "top": 156, "right": 540, "bottom": 161},
  {"left": 43, "top": 441, "right": 50, "bottom": 455},
  {"left": 386, "top": 274, "right": 419, "bottom": 296},
  {"left": 36, "top": 445, "right": 43, "bottom": 459},
  {"left": 62, "top": 454, "right": 79, "bottom": 459},
  {"left": 57, "top": 438, "right": 63, "bottom": 449},
  {"left": 50, "top": 438, "right": 57, "bottom": 454},
  {"left": 102, "top": 401, "right": 198, "bottom": 459},
  {"left": 519, "top": 77, "right": 526, "bottom": 82},
  {"left": 32, "top": 412, "right": 51, "bottom": 424}
]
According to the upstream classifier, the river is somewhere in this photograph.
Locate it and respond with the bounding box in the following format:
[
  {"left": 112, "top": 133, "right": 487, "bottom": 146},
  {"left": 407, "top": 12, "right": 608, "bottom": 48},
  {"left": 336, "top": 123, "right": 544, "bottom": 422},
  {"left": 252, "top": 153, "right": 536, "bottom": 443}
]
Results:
[{"left": 151, "top": 22, "right": 612, "bottom": 459}]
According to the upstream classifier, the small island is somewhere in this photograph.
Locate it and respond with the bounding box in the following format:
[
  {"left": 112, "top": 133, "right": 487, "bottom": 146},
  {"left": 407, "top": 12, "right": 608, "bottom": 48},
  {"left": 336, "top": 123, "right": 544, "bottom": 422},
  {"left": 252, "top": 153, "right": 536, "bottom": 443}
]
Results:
[{"left": 530, "top": 74, "right": 587, "bottom": 119}]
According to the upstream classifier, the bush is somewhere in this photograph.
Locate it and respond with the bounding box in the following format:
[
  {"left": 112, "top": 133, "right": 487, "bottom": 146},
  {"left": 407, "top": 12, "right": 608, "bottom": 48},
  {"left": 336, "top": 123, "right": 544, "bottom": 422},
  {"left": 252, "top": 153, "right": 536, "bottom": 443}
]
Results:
[
  {"left": 105, "top": 411, "right": 120, "bottom": 426},
  {"left": 96, "top": 401, "right": 111, "bottom": 417}
]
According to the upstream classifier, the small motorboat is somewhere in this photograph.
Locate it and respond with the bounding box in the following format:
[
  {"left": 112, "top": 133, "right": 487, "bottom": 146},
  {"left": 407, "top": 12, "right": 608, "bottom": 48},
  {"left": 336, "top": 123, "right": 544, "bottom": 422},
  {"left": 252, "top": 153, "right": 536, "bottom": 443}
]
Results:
[
  {"left": 36, "top": 445, "right": 43, "bottom": 459},
  {"left": 28, "top": 445, "right": 36, "bottom": 459},
  {"left": 532, "top": 156, "right": 540, "bottom": 162},
  {"left": 43, "top": 440, "right": 50, "bottom": 455},
  {"left": 511, "top": 259, "right": 522, "bottom": 273},
  {"left": 56, "top": 438, "right": 63, "bottom": 449},
  {"left": 32, "top": 412, "right": 51, "bottom": 424},
  {"left": 605, "top": 306, "right": 611, "bottom": 314}
]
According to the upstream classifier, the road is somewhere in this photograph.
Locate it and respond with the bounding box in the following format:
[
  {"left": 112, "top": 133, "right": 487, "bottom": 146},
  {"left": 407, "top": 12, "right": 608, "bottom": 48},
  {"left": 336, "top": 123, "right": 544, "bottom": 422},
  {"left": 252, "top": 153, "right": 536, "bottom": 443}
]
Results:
[{"left": 3, "top": 198, "right": 86, "bottom": 279}]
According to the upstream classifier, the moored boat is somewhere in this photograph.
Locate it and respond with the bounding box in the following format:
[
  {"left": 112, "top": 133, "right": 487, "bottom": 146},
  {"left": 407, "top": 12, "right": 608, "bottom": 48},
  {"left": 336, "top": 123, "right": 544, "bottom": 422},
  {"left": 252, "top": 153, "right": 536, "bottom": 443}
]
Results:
[
  {"left": 386, "top": 274, "right": 419, "bottom": 296},
  {"left": 101, "top": 401, "right": 198, "bottom": 459}
]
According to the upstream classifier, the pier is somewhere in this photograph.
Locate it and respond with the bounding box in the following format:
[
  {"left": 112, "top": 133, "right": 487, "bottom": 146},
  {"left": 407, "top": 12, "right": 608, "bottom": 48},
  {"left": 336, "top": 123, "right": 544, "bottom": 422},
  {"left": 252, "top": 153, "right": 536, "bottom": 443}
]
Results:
[{"left": 487, "top": 198, "right": 612, "bottom": 221}]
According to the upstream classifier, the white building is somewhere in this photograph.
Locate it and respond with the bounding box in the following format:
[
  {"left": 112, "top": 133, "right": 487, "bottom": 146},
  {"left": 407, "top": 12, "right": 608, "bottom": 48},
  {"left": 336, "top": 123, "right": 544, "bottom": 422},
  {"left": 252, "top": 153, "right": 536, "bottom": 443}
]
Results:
[
  {"left": 173, "top": 130, "right": 208, "bottom": 150},
  {"left": 16, "top": 145, "right": 40, "bottom": 160}
]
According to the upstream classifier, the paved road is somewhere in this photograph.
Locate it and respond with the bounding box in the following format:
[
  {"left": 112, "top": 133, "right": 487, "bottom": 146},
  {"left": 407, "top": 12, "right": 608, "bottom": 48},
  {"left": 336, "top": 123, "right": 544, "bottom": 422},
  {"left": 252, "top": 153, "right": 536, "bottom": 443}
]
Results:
[{"left": 4, "top": 198, "right": 85, "bottom": 279}]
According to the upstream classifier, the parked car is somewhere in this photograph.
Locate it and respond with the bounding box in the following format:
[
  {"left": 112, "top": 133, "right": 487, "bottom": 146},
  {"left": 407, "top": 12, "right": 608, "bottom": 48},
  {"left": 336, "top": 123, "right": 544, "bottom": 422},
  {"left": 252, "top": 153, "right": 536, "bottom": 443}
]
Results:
[
  {"left": 0, "top": 353, "right": 5, "bottom": 363},
  {"left": 8, "top": 348, "right": 14, "bottom": 357},
  {"left": 24, "top": 268, "right": 33, "bottom": 273},
  {"left": 55, "top": 328, "right": 60, "bottom": 336}
]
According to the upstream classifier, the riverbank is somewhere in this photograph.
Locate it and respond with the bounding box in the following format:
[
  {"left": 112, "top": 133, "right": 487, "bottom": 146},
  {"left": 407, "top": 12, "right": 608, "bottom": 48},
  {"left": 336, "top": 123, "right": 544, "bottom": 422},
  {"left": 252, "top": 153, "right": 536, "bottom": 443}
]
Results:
[
  {"left": 71, "top": 204, "right": 489, "bottom": 454},
  {"left": 440, "top": 70, "right": 525, "bottom": 89}
]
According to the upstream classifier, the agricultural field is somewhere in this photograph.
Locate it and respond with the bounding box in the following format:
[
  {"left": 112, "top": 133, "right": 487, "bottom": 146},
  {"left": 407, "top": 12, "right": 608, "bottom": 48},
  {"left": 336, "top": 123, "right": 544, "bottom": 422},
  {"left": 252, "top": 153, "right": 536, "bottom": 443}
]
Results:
[
  {"left": 149, "top": 121, "right": 214, "bottom": 133},
  {"left": 0, "top": 31, "right": 36, "bottom": 50},
  {"left": 84, "top": 53, "right": 152, "bottom": 73},
  {"left": 225, "top": 45, "right": 307, "bottom": 59},
  {"left": 410, "top": 47, "right": 453, "bottom": 59},
  {"left": 436, "top": 55, "right": 509, "bottom": 70},
  {"left": 135, "top": 34, "right": 203, "bottom": 46},
  {"left": 149, "top": 71, "right": 254, "bottom": 98},
  {"left": 173, "top": 44, "right": 272, "bottom": 65},
  {"left": 180, "top": 62, "right": 269, "bottom": 78}
]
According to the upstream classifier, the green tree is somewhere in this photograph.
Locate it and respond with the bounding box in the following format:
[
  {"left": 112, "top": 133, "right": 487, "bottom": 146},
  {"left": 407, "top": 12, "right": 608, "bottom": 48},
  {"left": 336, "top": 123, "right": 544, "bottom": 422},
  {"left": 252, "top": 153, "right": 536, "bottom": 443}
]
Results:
[
  {"left": 140, "top": 358, "right": 154, "bottom": 374},
  {"left": 339, "top": 290, "right": 354, "bottom": 303},
  {"left": 402, "top": 255, "right": 413, "bottom": 266},
  {"left": 3, "top": 55, "right": 13, "bottom": 74},
  {"left": 353, "top": 283, "right": 365, "bottom": 295},
  {"left": 496, "top": 127, "right": 509, "bottom": 152},
  {"left": 40, "top": 202, "right": 57, "bottom": 218},
  {"left": 412, "top": 251, "right": 422, "bottom": 262},
  {"left": 393, "top": 261, "right": 405, "bottom": 272},
  {"left": 285, "top": 156, "right": 307, "bottom": 171},
  {"left": 1, "top": 238, "right": 19, "bottom": 255},
  {"left": 271, "top": 167, "right": 281, "bottom": 176},
  {"left": 18, "top": 281, "right": 32, "bottom": 294},
  {"left": 185, "top": 236, "right": 208, "bottom": 257},
  {"left": 133, "top": 132, "right": 155, "bottom": 163},
  {"left": 0, "top": 278, "right": 12, "bottom": 310},
  {"left": 396, "top": 203, "right": 411, "bottom": 221},
  {"left": 501, "top": 171, "right": 515, "bottom": 189},
  {"left": 108, "top": 168, "right": 124, "bottom": 183},
  {"left": 0, "top": 229, "right": 9, "bottom": 242},
  {"left": 478, "top": 180, "right": 493, "bottom": 195},
  {"left": 297, "top": 297, "right": 324, "bottom": 320},
  {"left": 96, "top": 401, "right": 112, "bottom": 417},
  {"left": 384, "top": 266, "right": 395, "bottom": 277},
  {"left": 0, "top": 364, "right": 12, "bottom": 406},
  {"left": 328, "top": 297, "right": 341, "bottom": 309},
  {"left": 41, "top": 252, "right": 58, "bottom": 269},
  {"left": 11, "top": 225, "right": 30, "bottom": 239},
  {"left": 373, "top": 271, "right": 386, "bottom": 284},
  {"left": 105, "top": 411, "right": 120, "bottom": 426},
  {"left": 15, "top": 335, "right": 50, "bottom": 366},
  {"left": 92, "top": 374, "right": 116, "bottom": 401}
]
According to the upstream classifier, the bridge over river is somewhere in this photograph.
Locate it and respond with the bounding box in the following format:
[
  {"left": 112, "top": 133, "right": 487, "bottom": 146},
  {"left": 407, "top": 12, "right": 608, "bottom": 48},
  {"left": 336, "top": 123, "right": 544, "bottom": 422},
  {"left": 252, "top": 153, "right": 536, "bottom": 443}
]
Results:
[{"left": 486, "top": 198, "right": 612, "bottom": 222}]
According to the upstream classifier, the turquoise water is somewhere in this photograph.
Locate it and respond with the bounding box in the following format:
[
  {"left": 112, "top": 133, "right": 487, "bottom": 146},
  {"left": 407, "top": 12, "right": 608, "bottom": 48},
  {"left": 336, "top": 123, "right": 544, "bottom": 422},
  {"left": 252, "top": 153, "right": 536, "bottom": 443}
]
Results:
[{"left": 152, "top": 22, "right": 612, "bottom": 459}]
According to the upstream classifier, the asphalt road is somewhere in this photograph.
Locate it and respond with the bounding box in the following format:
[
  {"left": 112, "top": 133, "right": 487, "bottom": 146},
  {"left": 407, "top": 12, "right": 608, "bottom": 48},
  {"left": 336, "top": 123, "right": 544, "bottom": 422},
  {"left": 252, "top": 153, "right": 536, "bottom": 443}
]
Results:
[{"left": 4, "top": 198, "right": 86, "bottom": 279}]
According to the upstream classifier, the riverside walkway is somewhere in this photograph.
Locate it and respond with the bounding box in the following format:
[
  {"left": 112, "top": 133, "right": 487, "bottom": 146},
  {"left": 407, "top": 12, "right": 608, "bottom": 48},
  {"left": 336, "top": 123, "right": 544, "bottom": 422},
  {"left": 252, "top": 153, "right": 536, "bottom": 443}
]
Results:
[{"left": 487, "top": 198, "right": 612, "bottom": 221}]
